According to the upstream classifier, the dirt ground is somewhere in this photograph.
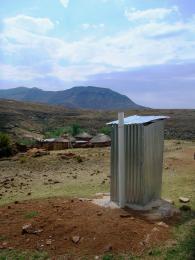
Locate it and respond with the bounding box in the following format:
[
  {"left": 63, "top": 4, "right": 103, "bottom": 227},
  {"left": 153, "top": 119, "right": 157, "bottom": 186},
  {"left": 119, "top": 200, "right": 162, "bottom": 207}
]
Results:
[
  {"left": 0, "top": 140, "right": 195, "bottom": 258},
  {"left": 0, "top": 198, "right": 172, "bottom": 258},
  {"left": 0, "top": 147, "right": 111, "bottom": 205}
]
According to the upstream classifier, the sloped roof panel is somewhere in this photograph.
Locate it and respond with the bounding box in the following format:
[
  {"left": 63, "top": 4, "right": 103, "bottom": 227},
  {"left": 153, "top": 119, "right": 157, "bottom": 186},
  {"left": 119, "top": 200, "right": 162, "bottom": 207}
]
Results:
[{"left": 107, "top": 115, "right": 169, "bottom": 125}]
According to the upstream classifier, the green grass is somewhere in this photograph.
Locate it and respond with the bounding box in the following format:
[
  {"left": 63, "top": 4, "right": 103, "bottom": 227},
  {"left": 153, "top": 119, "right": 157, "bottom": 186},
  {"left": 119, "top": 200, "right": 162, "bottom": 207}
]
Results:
[
  {"left": 24, "top": 211, "right": 39, "bottom": 219},
  {"left": 0, "top": 250, "right": 48, "bottom": 260},
  {"left": 144, "top": 217, "right": 195, "bottom": 260},
  {"left": 0, "top": 235, "right": 7, "bottom": 242},
  {"left": 0, "top": 182, "right": 110, "bottom": 206}
]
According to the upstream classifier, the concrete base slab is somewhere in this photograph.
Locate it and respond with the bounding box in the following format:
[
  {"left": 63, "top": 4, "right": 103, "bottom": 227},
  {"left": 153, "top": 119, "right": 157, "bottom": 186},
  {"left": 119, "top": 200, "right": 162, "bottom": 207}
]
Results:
[
  {"left": 92, "top": 196, "right": 180, "bottom": 220},
  {"left": 92, "top": 196, "right": 119, "bottom": 209}
]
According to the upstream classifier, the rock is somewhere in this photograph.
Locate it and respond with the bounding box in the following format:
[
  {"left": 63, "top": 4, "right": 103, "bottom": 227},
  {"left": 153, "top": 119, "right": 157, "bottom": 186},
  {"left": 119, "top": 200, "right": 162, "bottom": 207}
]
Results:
[
  {"left": 180, "top": 205, "right": 191, "bottom": 211},
  {"left": 27, "top": 192, "right": 31, "bottom": 196},
  {"left": 71, "top": 236, "right": 80, "bottom": 244},
  {"left": 144, "top": 234, "right": 150, "bottom": 244},
  {"left": 164, "top": 198, "right": 175, "bottom": 205},
  {"left": 156, "top": 221, "right": 169, "bottom": 228},
  {"left": 179, "top": 197, "right": 190, "bottom": 203},
  {"left": 120, "top": 213, "right": 132, "bottom": 218},
  {"left": 2, "top": 242, "right": 8, "bottom": 247},
  {"left": 152, "top": 227, "right": 159, "bottom": 232},
  {"left": 97, "top": 212, "right": 102, "bottom": 216},
  {"left": 22, "top": 224, "right": 43, "bottom": 235},
  {"left": 46, "top": 239, "right": 52, "bottom": 245},
  {"left": 104, "top": 244, "right": 112, "bottom": 252}
]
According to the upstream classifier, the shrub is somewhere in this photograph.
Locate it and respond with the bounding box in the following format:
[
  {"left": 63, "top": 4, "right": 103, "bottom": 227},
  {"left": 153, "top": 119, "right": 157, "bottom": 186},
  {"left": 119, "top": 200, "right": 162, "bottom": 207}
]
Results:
[
  {"left": 0, "top": 132, "right": 12, "bottom": 158},
  {"left": 75, "top": 155, "right": 83, "bottom": 163},
  {"left": 72, "top": 124, "right": 82, "bottom": 136},
  {"left": 100, "top": 126, "right": 111, "bottom": 136}
]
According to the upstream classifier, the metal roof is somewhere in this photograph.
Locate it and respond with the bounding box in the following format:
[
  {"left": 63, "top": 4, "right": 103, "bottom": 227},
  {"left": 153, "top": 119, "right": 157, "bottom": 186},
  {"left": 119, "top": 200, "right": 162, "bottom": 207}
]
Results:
[{"left": 107, "top": 115, "right": 169, "bottom": 125}]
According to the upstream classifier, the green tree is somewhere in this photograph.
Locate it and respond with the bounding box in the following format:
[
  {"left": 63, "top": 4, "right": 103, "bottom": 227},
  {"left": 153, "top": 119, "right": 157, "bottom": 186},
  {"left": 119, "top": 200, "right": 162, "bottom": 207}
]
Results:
[
  {"left": 72, "top": 124, "right": 82, "bottom": 136},
  {"left": 100, "top": 126, "right": 111, "bottom": 136},
  {"left": 0, "top": 132, "right": 12, "bottom": 157}
]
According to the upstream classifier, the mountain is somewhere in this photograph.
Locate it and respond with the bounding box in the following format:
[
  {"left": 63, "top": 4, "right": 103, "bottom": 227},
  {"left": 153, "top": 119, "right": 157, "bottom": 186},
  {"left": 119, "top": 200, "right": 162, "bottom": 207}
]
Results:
[{"left": 0, "top": 86, "right": 144, "bottom": 110}]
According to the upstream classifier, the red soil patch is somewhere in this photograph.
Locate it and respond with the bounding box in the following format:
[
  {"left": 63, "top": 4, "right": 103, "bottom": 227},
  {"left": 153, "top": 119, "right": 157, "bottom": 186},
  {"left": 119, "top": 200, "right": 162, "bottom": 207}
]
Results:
[{"left": 0, "top": 198, "right": 172, "bottom": 258}]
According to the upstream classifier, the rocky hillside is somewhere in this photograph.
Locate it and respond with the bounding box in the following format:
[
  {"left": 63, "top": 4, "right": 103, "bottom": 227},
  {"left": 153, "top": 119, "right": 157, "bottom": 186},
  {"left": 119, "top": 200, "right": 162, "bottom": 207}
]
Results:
[
  {"left": 0, "top": 99, "right": 194, "bottom": 141},
  {"left": 0, "top": 86, "right": 144, "bottom": 110}
]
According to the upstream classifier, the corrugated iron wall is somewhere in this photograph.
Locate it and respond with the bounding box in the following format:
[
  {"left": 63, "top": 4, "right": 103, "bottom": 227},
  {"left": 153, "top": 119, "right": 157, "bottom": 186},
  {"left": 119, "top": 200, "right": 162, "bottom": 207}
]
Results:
[
  {"left": 110, "top": 120, "right": 164, "bottom": 206},
  {"left": 142, "top": 120, "right": 164, "bottom": 204}
]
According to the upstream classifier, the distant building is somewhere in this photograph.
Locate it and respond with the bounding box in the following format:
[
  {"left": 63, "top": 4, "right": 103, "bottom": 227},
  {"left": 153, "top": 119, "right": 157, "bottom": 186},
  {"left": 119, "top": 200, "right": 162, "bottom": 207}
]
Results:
[
  {"left": 39, "top": 137, "right": 70, "bottom": 150},
  {"left": 90, "top": 133, "right": 111, "bottom": 147},
  {"left": 75, "top": 132, "right": 92, "bottom": 141},
  {"left": 74, "top": 140, "right": 92, "bottom": 148}
]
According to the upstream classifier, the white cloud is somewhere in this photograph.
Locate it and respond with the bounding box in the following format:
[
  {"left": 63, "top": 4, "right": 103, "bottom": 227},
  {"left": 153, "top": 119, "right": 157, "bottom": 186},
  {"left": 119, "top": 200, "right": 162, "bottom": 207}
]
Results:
[
  {"left": 125, "top": 6, "right": 179, "bottom": 22},
  {"left": 81, "top": 23, "right": 105, "bottom": 30},
  {"left": 1, "top": 12, "right": 195, "bottom": 82},
  {"left": 0, "top": 63, "right": 43, "bottom": 81},
  {"left": 59, "top": 0, "right": 69, "bottom": 8},
  {"left": 4, "top": 15, "right": 54, "bottom": 35}
]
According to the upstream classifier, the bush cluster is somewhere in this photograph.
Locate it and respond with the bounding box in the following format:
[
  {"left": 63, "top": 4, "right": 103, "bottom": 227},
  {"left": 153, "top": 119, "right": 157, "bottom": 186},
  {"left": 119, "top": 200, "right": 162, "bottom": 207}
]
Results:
[{"left": 0, "top": 132, "right": 12, "bottom": 158}]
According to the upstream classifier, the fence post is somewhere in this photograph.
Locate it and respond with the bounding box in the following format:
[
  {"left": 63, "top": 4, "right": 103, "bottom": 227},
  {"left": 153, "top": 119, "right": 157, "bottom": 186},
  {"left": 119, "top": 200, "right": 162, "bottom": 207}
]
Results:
[{"left": 118, "top": 112, "right": 125, "bottom": 208}]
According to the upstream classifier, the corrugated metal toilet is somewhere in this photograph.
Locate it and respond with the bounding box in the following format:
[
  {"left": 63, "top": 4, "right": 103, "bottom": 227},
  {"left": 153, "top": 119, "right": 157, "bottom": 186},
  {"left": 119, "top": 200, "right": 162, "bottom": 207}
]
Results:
[{"left": 108, "top": 113, "right": 169, "bottom": 209}]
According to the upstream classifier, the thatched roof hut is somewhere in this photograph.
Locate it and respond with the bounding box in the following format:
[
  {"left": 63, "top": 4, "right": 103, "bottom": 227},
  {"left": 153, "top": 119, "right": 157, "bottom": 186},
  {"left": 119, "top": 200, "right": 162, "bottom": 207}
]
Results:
[
  {"left": 75, "top": 132, "right": 92, "bottom": 141},
  {"left": 90, "top": 133, "right": 111, "bottom": 147}
]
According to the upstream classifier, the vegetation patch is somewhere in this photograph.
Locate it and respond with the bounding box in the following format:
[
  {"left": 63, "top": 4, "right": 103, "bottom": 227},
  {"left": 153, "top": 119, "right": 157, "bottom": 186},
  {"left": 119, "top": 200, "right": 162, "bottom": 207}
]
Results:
[
  {"left": 0, "top": 132, "right": 12, "bottom": 158},
  {"left": 0, "top": 250, "right": 48, "bottom": 260},
  {"left": 24, "top": 210, "right": 39, "bottom": 219}
]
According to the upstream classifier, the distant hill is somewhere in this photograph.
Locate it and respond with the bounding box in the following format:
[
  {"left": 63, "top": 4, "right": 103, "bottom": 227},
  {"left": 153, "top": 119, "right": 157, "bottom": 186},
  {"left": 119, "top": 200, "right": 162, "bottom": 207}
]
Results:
[{"left": 0, "top": 86, "right": 144, "bottom": 110}]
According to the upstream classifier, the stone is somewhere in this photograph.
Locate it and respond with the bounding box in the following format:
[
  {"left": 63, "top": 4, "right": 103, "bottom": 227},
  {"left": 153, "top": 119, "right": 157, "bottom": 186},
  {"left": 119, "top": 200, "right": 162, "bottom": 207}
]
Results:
[
  {"left": 152, "top": 227, "right": 159, "bottom": 232},
  {"left": 156, "top": 221, "right": 169, "bottom": 228},
  {"left": 120, "top": 213, "right": 132, "bottom": 218},
  {"left": 164, "top": 198, "right": 175, "bottom": 205},
  {"left": 71, "top": 236, "right": 80, "bottom": 244},
  {"left": 179, "top": 197, "right": 190, "bottom": 203},
  {"left": 46, "top": 239, "right": 52, "bottom": 245},
  {"left": 144, "top": 234, "right": 150, "bottom": 244},
  {"left": 2, "top": 242, "right": 8, "bottom": 247},
  {"left": 97, "top": 212, "right": 102, "bottom": 216},
  {"left": 22, "top": 224, "right": 43, "bottom": 235},
  {"left": 104, "top": 244, "right": 112, "bottom": 252}
]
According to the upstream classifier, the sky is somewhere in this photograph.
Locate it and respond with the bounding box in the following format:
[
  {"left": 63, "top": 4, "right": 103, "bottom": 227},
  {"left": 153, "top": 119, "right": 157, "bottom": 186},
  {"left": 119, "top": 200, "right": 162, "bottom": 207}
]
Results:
[{"left": 0, "top": 0, "right": 195, "bottom": 108}]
